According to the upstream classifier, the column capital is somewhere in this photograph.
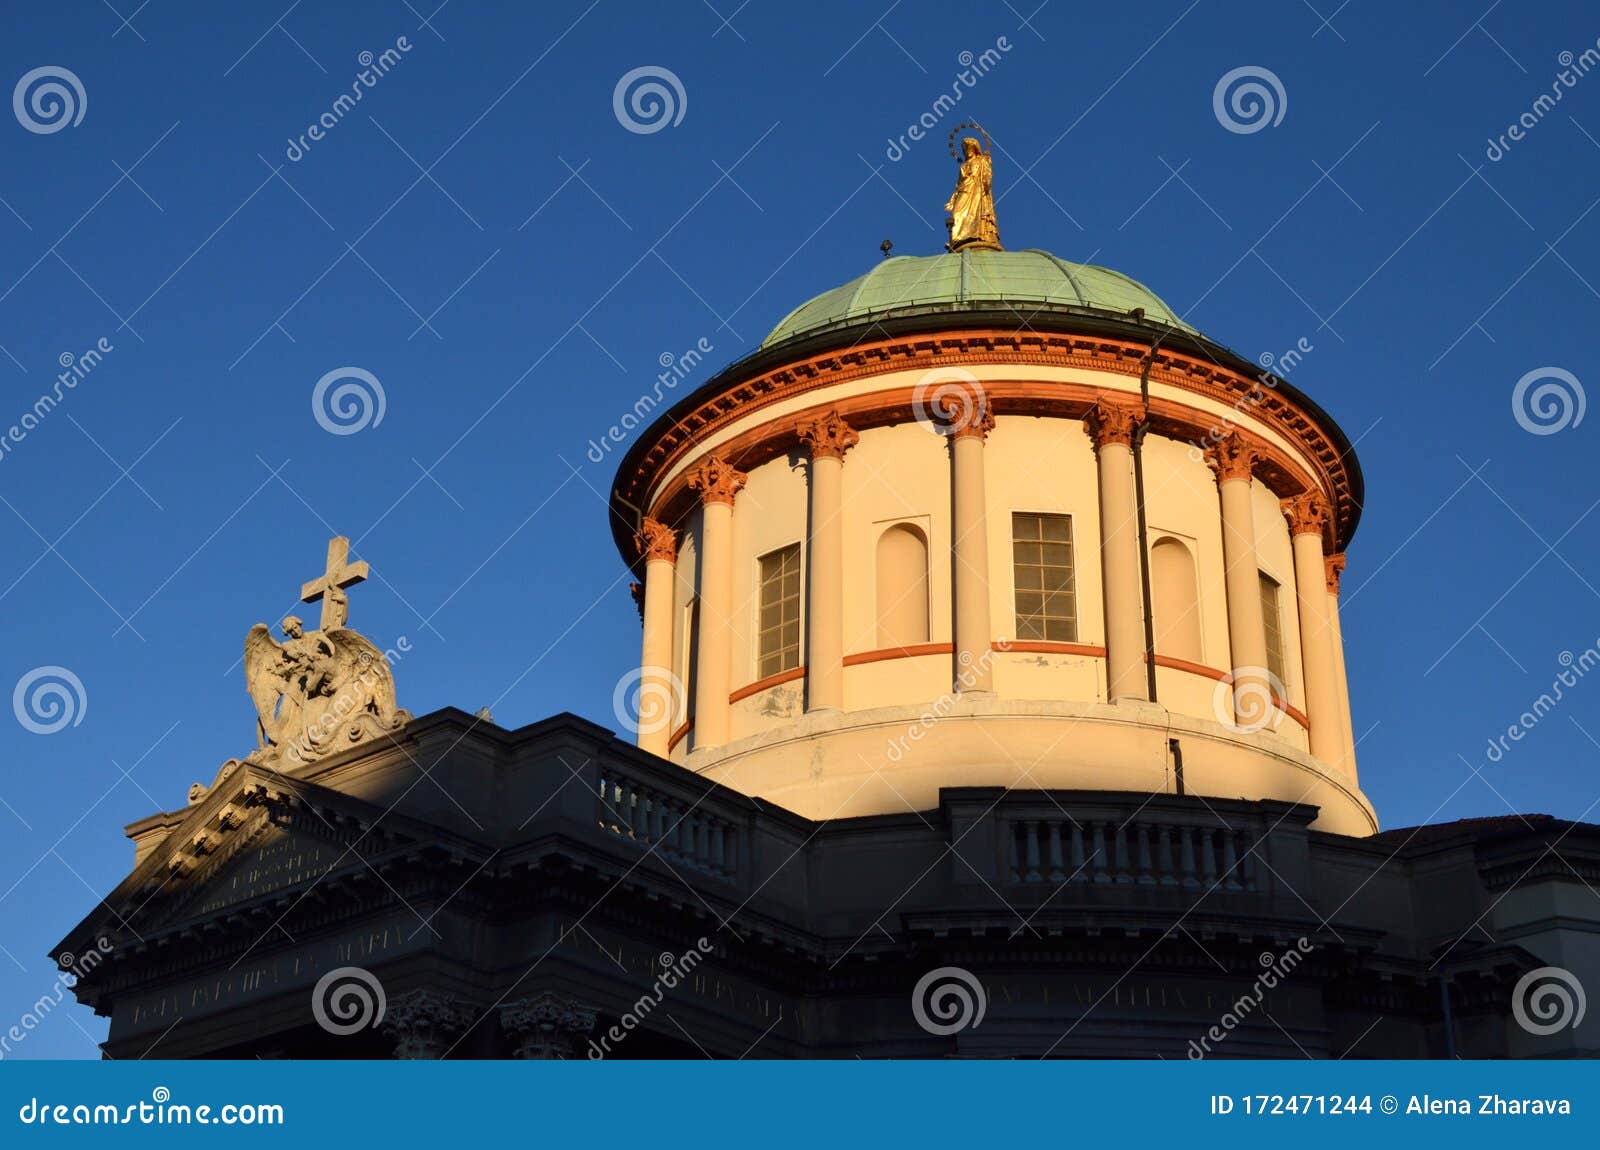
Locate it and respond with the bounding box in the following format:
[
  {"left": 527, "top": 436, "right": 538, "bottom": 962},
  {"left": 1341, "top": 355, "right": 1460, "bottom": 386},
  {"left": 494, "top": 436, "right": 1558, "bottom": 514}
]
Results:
[
  {"left": 1280, "top": 492, "right": 1331, "bottom": 538},
  {"left": 686, "top": 455, "right": 748, "bottom": 506},
  {"left": 380, "top": 989, "right": 477, "bottom": 1060},
  {"left": 795, "top": 409, "right": 859, "bottom": 460},
  {"left": 501, "top": 991, "right": 599, "bottom": 1059},
  {"left": 635, "top": 516, "right": 678, "bottom": 563},
  {"left": 1082, "top": 396, "right": 1146, "bottom": 452},
  {"left": 948, "top": 406, "right": 996, "bottom": 441},
  {"left": 1203, "top": 431, "right": 1260, "bottom": 485},
  {"left": 1325, "top": 552, "right": 1347, "bottom": 595}
]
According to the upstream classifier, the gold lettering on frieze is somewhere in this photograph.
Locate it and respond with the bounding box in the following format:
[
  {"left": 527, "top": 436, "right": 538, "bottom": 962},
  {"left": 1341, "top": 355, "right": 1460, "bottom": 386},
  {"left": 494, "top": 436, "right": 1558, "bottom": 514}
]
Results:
[
  {"left": 1052, "top": 981, "right": 1298, "bottom": 1021},
  {"left": 129, "top": 916, "right": 417, "bottom": 1025},
  {"left": 194, "top": 837, "right": 334, "bottom": 916}
]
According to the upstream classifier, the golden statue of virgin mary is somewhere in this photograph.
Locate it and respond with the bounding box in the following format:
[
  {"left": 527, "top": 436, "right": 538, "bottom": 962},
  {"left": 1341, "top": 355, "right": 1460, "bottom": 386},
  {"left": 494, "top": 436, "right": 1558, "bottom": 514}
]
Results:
[{"left": 945, "top": 135, "right": 1001, "bottom": 252}]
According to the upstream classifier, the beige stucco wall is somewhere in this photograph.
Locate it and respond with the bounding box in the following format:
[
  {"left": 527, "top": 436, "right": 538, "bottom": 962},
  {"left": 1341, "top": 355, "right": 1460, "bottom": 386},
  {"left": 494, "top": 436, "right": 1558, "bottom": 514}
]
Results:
[{"left": 653, "top": 358, "right": 1362, "bottom": 831}]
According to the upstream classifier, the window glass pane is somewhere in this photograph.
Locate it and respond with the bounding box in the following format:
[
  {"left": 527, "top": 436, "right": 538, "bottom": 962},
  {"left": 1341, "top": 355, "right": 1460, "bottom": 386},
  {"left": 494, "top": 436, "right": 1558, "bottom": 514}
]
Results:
[
  {"left": 1012, "top": 513, "right": 1077, "bottom": 644},
  {"left": 757, "top": 544, "right": 803, "bottom": 676},
  {"left": 1041, "top": 516, "right": 1071, "bottom": 543},
  {"left": 1259, "top": 573, "right": 1285, "bottom": 686}
]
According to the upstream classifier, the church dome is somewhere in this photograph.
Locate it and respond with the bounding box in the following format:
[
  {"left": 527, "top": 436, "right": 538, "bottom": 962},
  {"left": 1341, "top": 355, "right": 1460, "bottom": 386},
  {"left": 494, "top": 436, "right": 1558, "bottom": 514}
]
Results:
[{"left": 761, "top": 248, "right": 1197, "bottom": 350}]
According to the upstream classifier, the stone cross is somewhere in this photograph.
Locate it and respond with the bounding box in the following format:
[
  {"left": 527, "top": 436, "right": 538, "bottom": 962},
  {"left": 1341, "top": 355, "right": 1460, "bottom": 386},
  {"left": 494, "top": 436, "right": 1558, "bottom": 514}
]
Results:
[{"left": 300, "top": 536, "right": 369, "bottom": 631}]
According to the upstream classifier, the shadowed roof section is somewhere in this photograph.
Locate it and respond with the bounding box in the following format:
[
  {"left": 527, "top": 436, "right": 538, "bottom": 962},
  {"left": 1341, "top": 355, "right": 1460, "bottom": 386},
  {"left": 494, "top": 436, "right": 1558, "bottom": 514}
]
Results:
[{"left": 761, "top": 248, "right": 1198, "bottom": 350}]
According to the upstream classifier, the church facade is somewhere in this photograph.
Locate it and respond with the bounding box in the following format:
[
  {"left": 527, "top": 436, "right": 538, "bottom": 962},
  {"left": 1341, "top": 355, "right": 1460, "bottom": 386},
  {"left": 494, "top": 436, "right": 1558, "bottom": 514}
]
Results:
[{"left": 58, "top": 138, "right": 1599, "bottom": 1058}]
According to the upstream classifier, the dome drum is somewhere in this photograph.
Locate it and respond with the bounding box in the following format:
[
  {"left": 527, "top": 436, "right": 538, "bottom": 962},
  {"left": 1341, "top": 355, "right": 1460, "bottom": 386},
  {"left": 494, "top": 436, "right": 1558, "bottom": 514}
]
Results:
[{"left": 610, "top": 252, "right": 1373, "bottom": 837}]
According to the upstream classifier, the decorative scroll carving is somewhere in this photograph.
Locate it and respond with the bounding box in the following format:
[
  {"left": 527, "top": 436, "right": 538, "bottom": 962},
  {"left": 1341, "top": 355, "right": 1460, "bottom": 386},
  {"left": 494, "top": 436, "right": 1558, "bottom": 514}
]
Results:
[
  {"left": 381, "top": 989, "right": 477, "bottom": 1060},
  {"left": 795, "top": 409, "right": 859, "bottom": 460},
  {"left": 686, "top": 456, "right": 748, "bottom": 506},
  {"left": 947, "top": 405, "right": 996, "bottom": 441},
  {"left": 1203, "top": 431, "right": 1260, "bottom": 484},
  {"left": 1325, "top": 552, "right": 1347, "bottom": 596},
  {"left": 1280, "top": 493, "right": 1331, "bottom": 538},
  {"left": 635, "top": 517, "right": 678, "bottom": 563},
  {"left": 1082, "top": 396, "right": 1146, "bottom": 451},
  {"left": 501, "top": 991, "right": 599, "bottom": 1059}
]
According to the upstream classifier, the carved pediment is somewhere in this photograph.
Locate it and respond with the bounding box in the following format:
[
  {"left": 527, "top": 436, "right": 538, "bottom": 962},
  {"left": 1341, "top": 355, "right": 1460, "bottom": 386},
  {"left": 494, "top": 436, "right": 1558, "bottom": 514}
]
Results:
[
  {"left": 107, "top": 769, "right": 427, "bottom": 936},
  {"left": 164, "top": 823, "right": 342, "bottom": 925}
]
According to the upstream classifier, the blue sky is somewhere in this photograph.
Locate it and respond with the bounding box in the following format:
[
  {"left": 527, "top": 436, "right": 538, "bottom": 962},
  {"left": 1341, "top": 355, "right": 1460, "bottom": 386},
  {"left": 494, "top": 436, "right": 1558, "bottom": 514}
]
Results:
[{"left": 1, "top": 0, "right": 1597, "bottom": 1057}]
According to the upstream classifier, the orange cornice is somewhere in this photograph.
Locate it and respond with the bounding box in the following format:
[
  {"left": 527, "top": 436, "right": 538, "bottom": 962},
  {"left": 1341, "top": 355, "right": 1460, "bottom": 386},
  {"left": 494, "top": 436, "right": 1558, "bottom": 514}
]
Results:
[
  {"left": 642, "top": 383, "right": 1329, "bottom": 546},
  {"left": 1146, "top": 654, "right": 1309, "bottom": 731},
  {"left": 615, "top": 331, "right": 1357, "bottom": 550},
  {"left": 697, "top": 650, "right": 1308, "bottom": 731},
  {"left": 728, "top": 665, "right": 805, "bottom": 704},
  {"left": 999, "top": 640, "right": 1107, "bottom": 658},
  {"left": 1149, "top": 653, "right": 1228, "bottom": 682},
  {"left": 843, "top": 642, "right": 953, "bottom": 667}
]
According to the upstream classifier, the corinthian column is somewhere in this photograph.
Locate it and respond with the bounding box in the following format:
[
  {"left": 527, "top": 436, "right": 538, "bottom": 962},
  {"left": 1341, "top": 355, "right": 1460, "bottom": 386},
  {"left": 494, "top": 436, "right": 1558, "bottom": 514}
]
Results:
[
  {"left": 796, "top": 410, "right": 858, "bottom": 712},
  {"left": 1282, "top": 494, "right": 1341, "bottom": 764},
  {"left": 501, "top": 992, "right": 598, "bottom": 1060},
  {"left": 1084, "top": 397, "right": 1149, "bottom": 703},
  {"left": 1205, "top": 433, "right": 1269, "bottom": 725},
  {"left": 948, "top": 405, "right": 996, "bottom": 693},
  {"left": 634, "top": 517, "right": 679, "bottom": 756},
  {"left": 380, "top": 989, "right": 476, "bottom": 1060},
  {"left": 1326, "top": 552, "right": 1357, "bottom": 780},
  {"left": 686, "top": 456, "right": 747, "bottom": 750}
]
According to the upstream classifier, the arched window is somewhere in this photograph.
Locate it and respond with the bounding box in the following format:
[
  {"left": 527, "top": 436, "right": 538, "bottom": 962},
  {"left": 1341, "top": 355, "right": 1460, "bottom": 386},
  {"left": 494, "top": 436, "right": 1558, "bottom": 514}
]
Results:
[
  {"left": 1150, "top": 537, "right": 1203, "bottom": 664},
  {"left": 876, "top": 524, "right": 930, "bottom": 647}
]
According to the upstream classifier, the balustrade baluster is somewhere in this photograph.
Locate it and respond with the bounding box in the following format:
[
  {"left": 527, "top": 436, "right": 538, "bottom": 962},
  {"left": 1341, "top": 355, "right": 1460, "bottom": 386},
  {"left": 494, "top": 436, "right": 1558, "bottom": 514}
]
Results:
[
  {"left": 1222, "top": 828, "right": 1242, "bottom": 891},
  {"left": 1156, "top": 823, "right": 1176, "bottom": 886},
  {"left": 1179, "top": 825, "right": 1199, "bottom": 888},
  {"left": 1135, "top": 823, "right": 1155, "bottom": 885}
]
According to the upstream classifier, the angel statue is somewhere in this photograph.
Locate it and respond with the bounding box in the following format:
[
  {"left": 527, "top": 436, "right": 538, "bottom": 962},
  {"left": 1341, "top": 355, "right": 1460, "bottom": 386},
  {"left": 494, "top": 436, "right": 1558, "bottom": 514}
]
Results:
[
  {"left": 945, "top": 132, "right": 1001, "bottom": 253},
  {"left": 243, "top": 603, "right": 409, "bottom": 770}
]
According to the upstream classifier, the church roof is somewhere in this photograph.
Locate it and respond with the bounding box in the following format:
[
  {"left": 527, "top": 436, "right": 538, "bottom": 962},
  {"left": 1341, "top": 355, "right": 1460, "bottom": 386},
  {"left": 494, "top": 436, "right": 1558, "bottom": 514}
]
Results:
[{"left": 761, "top": 248, "right": 1198, "bottom": 350}]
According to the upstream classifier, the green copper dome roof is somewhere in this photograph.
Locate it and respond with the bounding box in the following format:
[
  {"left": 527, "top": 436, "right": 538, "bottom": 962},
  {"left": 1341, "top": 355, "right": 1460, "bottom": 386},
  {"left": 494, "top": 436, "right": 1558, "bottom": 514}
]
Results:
[{"left": 761, "top": 248, "right": 1197, "bottom": 349}]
